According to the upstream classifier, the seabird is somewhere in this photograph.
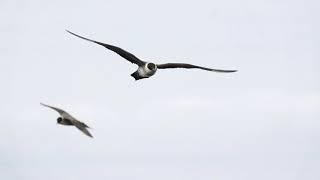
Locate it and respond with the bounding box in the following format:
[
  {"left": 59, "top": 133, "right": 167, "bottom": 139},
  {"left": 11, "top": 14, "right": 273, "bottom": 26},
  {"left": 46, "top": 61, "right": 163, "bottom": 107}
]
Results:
[
  {"left": 66, "top": 30, "right": 237, "bottom": 80},
  {"left": 41, "top": 103, "right": 93, "bottom": 138}
]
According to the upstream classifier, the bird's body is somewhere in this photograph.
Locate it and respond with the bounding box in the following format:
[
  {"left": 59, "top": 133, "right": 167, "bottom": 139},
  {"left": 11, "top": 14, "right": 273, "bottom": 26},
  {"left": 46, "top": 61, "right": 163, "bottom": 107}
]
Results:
[
  {"left": 57, "top": 118, "right": 74, "bottom": 125},
  {"left": 66, "top": 30, "right": 237, "bottom": 80},
  {"left": 41, "top": 103, "right": 93, "bottom": 138},
  {"left": 132, "top": 63, "right": 158, "bottom": 80}
]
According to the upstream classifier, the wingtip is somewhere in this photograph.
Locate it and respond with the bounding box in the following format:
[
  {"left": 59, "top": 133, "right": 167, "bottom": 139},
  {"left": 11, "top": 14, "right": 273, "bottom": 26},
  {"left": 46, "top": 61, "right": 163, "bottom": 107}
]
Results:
[
  {"left": 87, "top": 133, "right": 94, "bottom": 138},
  {"left": 223, "top": 69, "right": 237, "bottom": 73},
  {"left": 65, "top": 29, "right": 73, "bottom": 34},
  {"left": 65, "top": 30, "right": 80, "bottom": 37},
  {"left": 212, "top": 69, "right": 238, "bottom": 73}
]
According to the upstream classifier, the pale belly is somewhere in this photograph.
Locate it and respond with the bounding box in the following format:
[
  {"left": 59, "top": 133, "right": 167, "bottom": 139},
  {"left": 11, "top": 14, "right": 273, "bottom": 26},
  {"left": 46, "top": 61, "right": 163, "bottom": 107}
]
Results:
[{"left": 138, "top": 66, "right": 156, "bottom": 77}]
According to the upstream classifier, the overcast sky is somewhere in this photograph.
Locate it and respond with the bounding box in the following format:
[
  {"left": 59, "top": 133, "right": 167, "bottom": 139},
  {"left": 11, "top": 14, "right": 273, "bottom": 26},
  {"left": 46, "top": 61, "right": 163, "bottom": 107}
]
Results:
[{"left": 1, "top": 0, "right": 320, "bottom": 179}]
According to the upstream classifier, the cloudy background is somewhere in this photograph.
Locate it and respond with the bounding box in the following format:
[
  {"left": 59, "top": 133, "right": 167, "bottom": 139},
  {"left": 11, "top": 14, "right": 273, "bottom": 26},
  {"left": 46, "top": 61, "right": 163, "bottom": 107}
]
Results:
[{"left": 1, "top": 0, "right": 319, "bottom": 179}]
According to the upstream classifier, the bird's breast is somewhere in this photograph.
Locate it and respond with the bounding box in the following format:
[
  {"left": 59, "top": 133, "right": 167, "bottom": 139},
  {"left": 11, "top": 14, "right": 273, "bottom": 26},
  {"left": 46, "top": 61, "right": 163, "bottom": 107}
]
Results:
[{"left": 138, "top": 66, "right": 156, "bottom": 77}]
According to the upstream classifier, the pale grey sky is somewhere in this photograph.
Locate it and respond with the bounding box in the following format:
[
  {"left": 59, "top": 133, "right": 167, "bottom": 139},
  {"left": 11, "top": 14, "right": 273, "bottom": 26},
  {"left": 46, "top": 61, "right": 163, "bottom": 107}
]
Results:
[{"left": 1, "top": 0, "right": 320, "bottom": 180}]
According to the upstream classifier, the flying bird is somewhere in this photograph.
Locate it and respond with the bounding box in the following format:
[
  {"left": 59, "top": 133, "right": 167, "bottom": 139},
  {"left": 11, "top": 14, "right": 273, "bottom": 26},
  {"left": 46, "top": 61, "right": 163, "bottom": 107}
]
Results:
[
  {"left": 41, "top": 103, "right": 93, "bottom": 138},
  {"left": 66, "top": 30, "right": 237, "bottom": 80}
]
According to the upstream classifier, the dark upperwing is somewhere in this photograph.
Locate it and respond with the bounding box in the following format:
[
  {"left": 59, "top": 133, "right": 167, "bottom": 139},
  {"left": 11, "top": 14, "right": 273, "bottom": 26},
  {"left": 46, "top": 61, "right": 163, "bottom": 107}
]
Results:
[
  {"left": 157, "top": 63, "right": 237, "bottom": 73},
  {"left": 66, "top": 30, "right": 145, "bottom": 66}
]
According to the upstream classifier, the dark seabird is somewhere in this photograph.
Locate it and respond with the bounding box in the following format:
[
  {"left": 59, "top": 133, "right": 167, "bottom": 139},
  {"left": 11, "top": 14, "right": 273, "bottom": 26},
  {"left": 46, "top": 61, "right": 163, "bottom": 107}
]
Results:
[
  {"left": 66, "top": 30, "right": 237, "bottom": 80},
  {"left": 41, "top": 103, "right": 93, "bottom": 138}
]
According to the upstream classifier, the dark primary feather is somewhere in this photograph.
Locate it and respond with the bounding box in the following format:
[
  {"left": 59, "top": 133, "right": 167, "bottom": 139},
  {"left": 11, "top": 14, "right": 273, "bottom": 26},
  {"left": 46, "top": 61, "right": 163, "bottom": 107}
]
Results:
[
  {"left": 73, "top": 120, "right": 93, "bottom": 138},
  {"left": 40, "top": 103, "right": 66, "bottom": 115},
  {"left": 66, "top": 30, "right": 145, "bottom": 65},
  {"left": 157, "top": 63, "right": 237, "bottom": 73}
]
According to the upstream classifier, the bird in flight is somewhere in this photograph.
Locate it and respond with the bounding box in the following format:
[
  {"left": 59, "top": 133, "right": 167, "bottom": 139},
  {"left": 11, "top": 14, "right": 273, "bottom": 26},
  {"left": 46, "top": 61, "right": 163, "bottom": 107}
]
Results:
[
  {"left": 41, "top": 103, "right": 93, "bottom": 138},
  {"left": 66, "top": 30, "right": 237, "bottom": 81}
]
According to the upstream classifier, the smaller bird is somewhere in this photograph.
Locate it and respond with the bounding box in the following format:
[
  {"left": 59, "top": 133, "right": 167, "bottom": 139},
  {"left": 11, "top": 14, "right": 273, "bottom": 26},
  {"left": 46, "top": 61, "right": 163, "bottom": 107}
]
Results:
[
  {"left": 66, "top": 30, "right": 237, "bottom": 81},
  {"left": 41, "top": 103, "right": 93, "bottom": 138}
]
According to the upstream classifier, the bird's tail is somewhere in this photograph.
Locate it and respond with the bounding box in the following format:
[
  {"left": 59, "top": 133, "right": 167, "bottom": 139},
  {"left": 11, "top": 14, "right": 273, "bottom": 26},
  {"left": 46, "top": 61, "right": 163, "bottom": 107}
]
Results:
[{"left": 131, "top": 71, "right": 142, "bottom": 81}]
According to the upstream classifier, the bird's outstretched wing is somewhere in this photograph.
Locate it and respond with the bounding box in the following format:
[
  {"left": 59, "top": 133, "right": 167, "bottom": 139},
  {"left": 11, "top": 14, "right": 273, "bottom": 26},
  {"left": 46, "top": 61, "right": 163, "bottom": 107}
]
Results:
[
  {"left": 41, "top": 103, "right": 67, "bottom": 115},
  {"left": 72, "top": 120, "right": 93, "bottom": 138},
  {"left": 66, "top": 30, "right": 145, "bottom": 66},
  {"left": 40, "top": 103, "right": 75, "bottom": 120},
  {"left": 156, "top": 63, "right": 237, "bottom": 73}
]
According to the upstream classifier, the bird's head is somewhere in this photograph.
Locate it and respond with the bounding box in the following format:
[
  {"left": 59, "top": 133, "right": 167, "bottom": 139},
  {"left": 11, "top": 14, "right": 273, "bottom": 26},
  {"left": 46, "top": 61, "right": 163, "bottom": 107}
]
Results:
[
  {"left": 146, "top": 63, "right": 157, "bottom": 71},
  {"left": 57, "top": 117, "right": 63, "bottom": 124}
]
